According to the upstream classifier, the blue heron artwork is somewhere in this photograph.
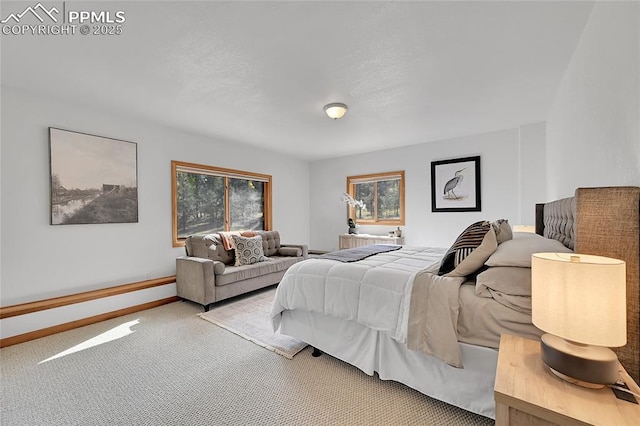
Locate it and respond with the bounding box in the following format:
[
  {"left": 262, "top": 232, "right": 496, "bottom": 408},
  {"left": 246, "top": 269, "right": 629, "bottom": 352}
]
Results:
[
  {"left": 443, "top": 168, "right": 466, "bottom": 200},
  {"left": 431, "top": 156, "right": 481, "bottom": 212}
]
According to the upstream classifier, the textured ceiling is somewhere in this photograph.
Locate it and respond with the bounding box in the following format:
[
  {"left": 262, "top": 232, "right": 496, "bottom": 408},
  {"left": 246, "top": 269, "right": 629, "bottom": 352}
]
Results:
[{"left": 1, "top": 1, "right": 594, "bottom": 161}]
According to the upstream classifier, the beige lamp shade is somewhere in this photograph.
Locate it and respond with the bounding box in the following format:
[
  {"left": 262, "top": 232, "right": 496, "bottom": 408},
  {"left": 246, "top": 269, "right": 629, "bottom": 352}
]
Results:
[{"left": 531, "top": 252, "right": 626, "bottom": 348}]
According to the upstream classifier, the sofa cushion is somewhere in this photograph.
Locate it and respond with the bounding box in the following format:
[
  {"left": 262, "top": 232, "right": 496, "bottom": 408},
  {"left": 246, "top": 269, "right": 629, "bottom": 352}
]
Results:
[
  {"left": 268, "top": 255, "right": 302, "bottom": 272},
  {"left": 216, "top": 260, "right": 278, "bottom": 286},
  {"left": 260, "top": 230, "right": 281, "bottom": 256},
  {"left": 185, "top": 234, "right": 209, "bottom": 259},
  {"left": 184, "top": 234, "right": 232, "bottom": 264},
  {"left": 203, "top": 234, "right": 235, "bottom": 265},
  {"left": 215, "top": 256, "right": 301, "bottom": 286},
  {"left": 232, "top": 234, "right": 266, "bottom": 266},
  {"left": 278, "top": 246, "right": 302, "bottom": 257},
  {"left": 212, "top": 261, "right": 226, "bottom": 275}
]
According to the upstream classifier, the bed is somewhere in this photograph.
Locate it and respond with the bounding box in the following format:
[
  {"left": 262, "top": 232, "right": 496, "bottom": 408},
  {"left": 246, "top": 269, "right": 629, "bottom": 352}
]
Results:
[{"left": 270, "top": 186, "right": 640, "bottom": 419}]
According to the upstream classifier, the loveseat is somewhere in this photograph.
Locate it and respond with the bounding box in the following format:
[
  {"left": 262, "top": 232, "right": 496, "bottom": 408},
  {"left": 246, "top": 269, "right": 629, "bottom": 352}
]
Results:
[{"left": 176, "top": 230, "right": 308, "bottom": 311}]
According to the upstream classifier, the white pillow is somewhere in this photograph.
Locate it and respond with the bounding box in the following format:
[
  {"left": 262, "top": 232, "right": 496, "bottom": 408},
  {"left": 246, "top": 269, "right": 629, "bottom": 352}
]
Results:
[{"left": 485, "top": 234, "right": 572, "bottom": 268}]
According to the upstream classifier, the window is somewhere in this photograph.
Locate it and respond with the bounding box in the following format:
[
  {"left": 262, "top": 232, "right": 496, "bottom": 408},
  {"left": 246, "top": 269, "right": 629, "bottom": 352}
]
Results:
[
  {"left": 346, "top": 171, "right": 405, "bottom": 225},
  {"left": 171, "top": 161, "right": 272, "bottom": 247}
]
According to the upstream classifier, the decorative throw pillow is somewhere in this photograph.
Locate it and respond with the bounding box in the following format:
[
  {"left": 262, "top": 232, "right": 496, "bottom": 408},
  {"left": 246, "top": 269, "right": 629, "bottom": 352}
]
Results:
[
  {"left": 445, "top": 227, "right": 498, "bottom": 277},
  {"left": 232, "top": 235, "right": 266, "bottom": 266},
  {"left": 492, "top": 219, "right": 513, "bottom": 244},
  {"left": 438, "top": 221, "right": 492, "bottom": 276}
]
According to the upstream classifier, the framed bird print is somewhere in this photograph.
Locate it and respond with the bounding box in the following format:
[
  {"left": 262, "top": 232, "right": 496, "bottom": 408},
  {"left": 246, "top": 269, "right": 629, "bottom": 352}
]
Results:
[{"left": 431, "top": 156, "right": 481, "bottom": 212}]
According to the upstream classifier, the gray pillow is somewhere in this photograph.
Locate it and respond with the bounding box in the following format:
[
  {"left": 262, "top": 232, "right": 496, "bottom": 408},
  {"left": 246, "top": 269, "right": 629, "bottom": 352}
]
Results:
[
  {"left": 492, "top": 219, "right": 513, "bottom": 244},
  {"left": 475, "top": 266, "right": 532, "bottom": 297},
  {"left": 232, "top": 235, "right": 266, "bottom": 266},
  {"left": 485, "top": 233, "right": 572, "bottom": 267}
]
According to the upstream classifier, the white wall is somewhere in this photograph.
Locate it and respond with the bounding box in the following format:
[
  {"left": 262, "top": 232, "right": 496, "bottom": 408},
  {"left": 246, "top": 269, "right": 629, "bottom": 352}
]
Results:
[
  {"left": 519, "top": 122, "right": 547, "bottom": 224},
  {"left": 0, "top": 87, "right": 310, "bottom": 309},
  {"left": 310, "top": 126, "right": 543, "bottom": 252},
  {"left": 546, "top": 2, "right": 640, "bottom": 199}
]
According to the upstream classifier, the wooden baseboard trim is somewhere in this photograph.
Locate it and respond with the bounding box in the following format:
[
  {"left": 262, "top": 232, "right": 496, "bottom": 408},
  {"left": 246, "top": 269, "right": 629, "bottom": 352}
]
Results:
[
  {"left": 0, "top": 296, "right": 180, "bottom": 348},
  {"left": 0, "top": 275, "right": 176, "bottom": 319}
]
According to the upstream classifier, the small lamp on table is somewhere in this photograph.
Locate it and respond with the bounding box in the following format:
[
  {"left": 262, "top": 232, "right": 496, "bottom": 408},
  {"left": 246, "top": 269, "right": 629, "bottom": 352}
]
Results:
[{"left": 531, "top": 252, "right": 626, "bottom": 388}]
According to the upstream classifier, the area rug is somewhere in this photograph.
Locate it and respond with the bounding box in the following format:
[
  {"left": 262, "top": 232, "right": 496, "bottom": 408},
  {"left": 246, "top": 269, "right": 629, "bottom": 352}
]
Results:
[{"left": 198, "top": 287, "right": 307, "bottom": 359}]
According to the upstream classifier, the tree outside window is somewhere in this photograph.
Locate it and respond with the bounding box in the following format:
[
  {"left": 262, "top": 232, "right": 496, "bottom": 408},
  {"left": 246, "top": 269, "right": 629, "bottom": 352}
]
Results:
[
  {"left": 172, "top": 161, "right": 272, "bottom": 247},
  {"left": 347, "top": 171, "right": 405, "bottom": 225}
]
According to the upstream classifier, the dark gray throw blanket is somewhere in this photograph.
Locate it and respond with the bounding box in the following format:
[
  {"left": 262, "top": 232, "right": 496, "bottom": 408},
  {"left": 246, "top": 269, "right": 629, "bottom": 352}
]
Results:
[{"left": 319, "top": 244, "right": 402, "bottom": 262}]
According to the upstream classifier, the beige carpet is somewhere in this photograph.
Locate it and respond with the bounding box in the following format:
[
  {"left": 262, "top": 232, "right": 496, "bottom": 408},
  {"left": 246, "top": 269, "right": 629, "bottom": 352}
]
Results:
[
  {"left": 1, "top": 298, "right": 494, "bottom": 425},
  {"left": 199, "top": 286, "right": 308, "bottom": 359}
]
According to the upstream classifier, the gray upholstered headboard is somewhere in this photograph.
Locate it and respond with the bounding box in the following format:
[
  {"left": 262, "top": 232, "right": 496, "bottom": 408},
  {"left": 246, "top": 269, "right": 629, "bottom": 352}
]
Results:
[
  {"left": 535, "top": 186, "right": 640, "bottom": 383},
  {"left": 535, "top": 196, "right": 576, "bottom": 250}
]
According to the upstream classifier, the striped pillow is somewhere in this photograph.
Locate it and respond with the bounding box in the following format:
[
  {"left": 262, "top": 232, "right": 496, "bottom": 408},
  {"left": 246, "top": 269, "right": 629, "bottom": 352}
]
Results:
[{"left": 438, "top": 221, "right": 491, "bottom": 275}]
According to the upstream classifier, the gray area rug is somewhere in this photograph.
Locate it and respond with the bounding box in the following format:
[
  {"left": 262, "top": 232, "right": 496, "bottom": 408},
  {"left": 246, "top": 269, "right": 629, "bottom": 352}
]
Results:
[{"left": 199, "top": 287, "right": 307, "bottom": 359}]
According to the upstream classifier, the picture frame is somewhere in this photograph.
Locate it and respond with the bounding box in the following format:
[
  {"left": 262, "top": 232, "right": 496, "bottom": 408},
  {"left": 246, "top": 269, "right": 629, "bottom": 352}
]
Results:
[
  {"left": 49, "top": 127, "right": 138, "bottom": 225},
  {"left": 431, "top": 155, "right": 481, "bottom": 212}
]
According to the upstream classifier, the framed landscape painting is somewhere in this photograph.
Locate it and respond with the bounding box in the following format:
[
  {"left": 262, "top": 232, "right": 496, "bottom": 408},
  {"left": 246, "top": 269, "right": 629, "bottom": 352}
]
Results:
[
  {"left": 431, "top": 155, "right": 481, "bottom": 212},
  {"left": 49, "top": 128, "right": 138, "bottom": 225}
]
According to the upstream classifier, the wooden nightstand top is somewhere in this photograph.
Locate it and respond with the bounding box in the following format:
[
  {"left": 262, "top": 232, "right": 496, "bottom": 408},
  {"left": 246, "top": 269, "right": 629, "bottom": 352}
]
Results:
[{"left": 495, "top": 334, "right": 640, "bottom": 425}]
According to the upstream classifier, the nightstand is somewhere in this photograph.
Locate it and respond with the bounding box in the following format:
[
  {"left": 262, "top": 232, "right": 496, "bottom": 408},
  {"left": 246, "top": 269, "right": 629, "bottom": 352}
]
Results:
[{"left": 494, "top": 334, "right": 640, "bottom": 425}]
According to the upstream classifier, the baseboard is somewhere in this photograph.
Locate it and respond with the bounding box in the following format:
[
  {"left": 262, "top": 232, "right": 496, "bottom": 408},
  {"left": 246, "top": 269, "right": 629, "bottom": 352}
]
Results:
[{"left": 0, "top": 296, "right": 180, "bottom": 348}]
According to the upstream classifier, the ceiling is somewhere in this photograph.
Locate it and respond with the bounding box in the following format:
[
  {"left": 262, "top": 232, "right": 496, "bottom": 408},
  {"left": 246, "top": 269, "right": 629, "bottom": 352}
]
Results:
[{"left": 1, "top": 1, "right": 594, "bottom": 161}]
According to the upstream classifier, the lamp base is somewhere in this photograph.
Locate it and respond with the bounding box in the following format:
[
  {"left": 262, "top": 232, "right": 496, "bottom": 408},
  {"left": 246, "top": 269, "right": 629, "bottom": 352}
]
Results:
[
  {"left": 547, "top": 367, "right": 605, "bottom": 389},
  {"left": 540, "top": 334, "right": 620, "bottom": 388}
]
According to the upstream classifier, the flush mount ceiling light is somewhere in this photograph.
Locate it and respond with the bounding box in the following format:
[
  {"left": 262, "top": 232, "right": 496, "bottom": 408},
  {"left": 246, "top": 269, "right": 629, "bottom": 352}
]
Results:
[{"left": 324, "top": 103, "right": 348, "bottom": 120}]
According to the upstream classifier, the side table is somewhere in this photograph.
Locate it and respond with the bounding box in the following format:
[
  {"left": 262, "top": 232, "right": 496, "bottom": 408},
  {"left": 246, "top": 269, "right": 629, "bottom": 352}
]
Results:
[{"left": 494, "top": 334, "right": 640, "bottom": 425}]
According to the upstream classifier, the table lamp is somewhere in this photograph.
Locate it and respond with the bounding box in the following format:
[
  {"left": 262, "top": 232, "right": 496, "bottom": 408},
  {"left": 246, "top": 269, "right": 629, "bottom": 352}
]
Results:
[{"left": 531, "top": 252, "right": 626, "bottom": 388}]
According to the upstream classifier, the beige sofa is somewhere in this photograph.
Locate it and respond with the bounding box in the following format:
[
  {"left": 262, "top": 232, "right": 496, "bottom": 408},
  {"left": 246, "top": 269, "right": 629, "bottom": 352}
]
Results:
[{"left": 176, "top": 230, "right": 308, "bottom": 310}]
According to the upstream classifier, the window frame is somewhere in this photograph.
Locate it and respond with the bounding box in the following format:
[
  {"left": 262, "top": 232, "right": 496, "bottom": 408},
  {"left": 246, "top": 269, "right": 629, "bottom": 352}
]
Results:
[
  {"left": 346, "top": 170, "right": 405, "bottom": 226},
  {"left": 171, "top": 160, "right": 272, "bottom": 247}
]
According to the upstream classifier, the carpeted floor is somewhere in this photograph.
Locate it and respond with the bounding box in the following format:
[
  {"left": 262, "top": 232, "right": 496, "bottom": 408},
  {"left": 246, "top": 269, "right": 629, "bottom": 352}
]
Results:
[{"left": 0, "top": 291, "right": 494, "bottom": 425}]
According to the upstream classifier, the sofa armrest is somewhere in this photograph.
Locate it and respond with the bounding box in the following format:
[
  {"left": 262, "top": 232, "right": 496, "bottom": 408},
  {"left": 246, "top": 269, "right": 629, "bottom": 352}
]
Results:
[
  {"left": 280, "top": 244, "right": 309, "bottom": 259},
  {"left": 176, "top": 256, "right": 218, "bottom": 307}
]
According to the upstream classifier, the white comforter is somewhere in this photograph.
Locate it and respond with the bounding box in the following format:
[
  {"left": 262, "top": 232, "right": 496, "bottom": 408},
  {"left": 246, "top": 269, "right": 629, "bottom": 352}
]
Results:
[{"left": 270, "top": 246, "right": 446, "bottom": 342}]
